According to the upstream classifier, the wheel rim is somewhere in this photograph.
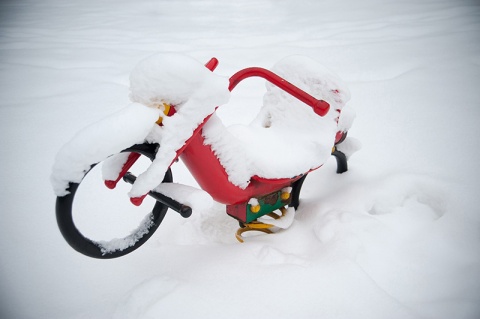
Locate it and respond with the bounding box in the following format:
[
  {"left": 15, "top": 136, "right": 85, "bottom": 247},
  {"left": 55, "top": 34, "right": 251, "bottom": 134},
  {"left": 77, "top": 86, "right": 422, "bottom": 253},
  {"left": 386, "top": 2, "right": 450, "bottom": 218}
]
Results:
[{"left": 55, "top": 144, "right": 172, "bottom": 259}]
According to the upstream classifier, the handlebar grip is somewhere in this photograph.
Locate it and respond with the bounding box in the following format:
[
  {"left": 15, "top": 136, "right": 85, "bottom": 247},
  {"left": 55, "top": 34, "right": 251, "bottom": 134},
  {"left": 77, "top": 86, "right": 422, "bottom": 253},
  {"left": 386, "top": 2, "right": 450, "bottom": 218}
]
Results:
[{"left": 205, "top": 57, "right": 219, "bottom": 71}]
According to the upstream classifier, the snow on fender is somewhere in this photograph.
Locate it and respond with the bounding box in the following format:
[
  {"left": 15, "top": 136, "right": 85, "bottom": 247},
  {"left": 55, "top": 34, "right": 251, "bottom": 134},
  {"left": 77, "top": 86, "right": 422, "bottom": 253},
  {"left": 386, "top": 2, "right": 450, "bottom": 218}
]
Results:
[{"left": 50, "top": 103, "right": 161, "bottom": 197}]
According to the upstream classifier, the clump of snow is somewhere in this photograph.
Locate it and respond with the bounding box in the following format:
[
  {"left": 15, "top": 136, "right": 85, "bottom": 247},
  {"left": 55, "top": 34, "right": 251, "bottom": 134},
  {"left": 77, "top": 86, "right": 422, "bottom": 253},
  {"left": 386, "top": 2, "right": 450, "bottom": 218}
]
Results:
[
  {"left": 263, "top": 55, "right": 351, "bottom": 117},
  {"left": 153, "top": 182, "right": 213, "bottom": 212},
  {"left": 336, "top": 104, "right": 361, "bottom": 158},
  {"left": 203, "top": 55, "right": 356, "bottom": 188},
  {"left": 129, "top": 54, "right": 222, "bottom": 108},
  {"left": 102, "top": 152, "right": 131, "bottom": 181},
  {"left": 336, "top": 137, "right": 362, "bottom": 159},
  {"left": 337, "top": 104, "right": 356, "bottom": 132},
  {"left": 282, "top": 186, "right": 292, "bottom": 193},
  {"left": 51, "top": 103, "right": 161, "bottom": 196},
  {"left": 95, "top": 212, "right": 155, "bottom": 255}
]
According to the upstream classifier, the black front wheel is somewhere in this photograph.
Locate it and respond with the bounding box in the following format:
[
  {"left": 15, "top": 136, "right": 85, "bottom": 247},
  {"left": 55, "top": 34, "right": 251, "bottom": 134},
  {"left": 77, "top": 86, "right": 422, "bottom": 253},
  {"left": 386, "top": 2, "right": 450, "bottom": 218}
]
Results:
[{"left": 56, "top": 143, "right": 172, "bottom": 259}]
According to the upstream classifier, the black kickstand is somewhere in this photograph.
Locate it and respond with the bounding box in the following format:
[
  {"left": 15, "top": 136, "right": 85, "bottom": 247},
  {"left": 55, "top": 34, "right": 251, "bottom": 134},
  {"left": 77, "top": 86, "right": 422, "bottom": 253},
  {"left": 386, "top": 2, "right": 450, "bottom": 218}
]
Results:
[{"left": 332, "top": 148, "right": 348, "bottom": 174}]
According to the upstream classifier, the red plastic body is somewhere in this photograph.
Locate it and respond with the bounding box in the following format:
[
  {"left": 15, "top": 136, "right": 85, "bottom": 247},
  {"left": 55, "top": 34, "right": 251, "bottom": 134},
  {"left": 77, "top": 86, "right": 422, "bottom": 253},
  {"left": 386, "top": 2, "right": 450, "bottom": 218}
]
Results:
[{"left": 179, "top": 126, "right": 303, "bottom": 205}]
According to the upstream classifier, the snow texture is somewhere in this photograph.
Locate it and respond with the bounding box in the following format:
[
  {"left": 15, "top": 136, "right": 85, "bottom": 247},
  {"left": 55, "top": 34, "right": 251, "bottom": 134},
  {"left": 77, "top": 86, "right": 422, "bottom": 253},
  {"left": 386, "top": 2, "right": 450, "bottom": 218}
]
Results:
[
  {"left": 96, "top": 213, "right": 155, "bottom": 255},
  {"left": 153, "top": 182, "right": 213, "bottom": 212},
  {"left": 1, "top": 1, "right": 480, "bottom": 319},
  {"left": 50, "top": 102, "right": 161, "bottom": 196}
]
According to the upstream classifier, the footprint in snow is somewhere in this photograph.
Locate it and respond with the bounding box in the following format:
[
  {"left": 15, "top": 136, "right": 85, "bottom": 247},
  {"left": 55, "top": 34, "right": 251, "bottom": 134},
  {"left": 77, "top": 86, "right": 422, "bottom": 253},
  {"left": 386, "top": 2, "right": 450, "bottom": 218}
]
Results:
[
  {"left": 253, "top": 245, "right": 309, "bottom": 267},
  {"left": 311, "top": 174, "right": 449, "bottom": 250},
  {"left": 113, "top": 276, "right": 179, "bottom": 319},
  {"left": 367, "top": 175, "right": 447, "bottom": 221}
]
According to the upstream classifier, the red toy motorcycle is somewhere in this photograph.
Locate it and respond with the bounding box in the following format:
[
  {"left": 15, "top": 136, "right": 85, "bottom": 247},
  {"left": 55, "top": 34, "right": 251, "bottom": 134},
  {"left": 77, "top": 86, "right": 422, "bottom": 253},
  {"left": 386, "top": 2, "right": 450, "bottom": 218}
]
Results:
[{"left": 53, "top": 54, "right": 355, "bottom": 259}]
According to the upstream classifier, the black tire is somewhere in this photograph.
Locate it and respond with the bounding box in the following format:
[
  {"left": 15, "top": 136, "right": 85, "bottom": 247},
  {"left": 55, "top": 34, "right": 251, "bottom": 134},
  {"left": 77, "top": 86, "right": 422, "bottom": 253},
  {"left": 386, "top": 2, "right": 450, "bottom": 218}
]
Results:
[{"left": 55, "top": 143, "right": 172, "bottom": 259}]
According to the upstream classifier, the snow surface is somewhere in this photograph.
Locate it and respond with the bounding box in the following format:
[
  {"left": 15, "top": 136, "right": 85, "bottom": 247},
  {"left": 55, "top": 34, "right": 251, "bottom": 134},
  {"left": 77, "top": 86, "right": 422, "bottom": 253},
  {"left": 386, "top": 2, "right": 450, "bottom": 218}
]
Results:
[{"left": 1, "top": 1, "right": 480, "bottom": 319}]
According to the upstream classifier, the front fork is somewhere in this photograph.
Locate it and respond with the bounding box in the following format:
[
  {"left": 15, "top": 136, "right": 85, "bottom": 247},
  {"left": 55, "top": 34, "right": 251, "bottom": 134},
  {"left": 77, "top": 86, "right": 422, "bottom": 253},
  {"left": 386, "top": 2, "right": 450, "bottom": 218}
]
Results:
[
  {"left": 104, "top": 152, "right": 141, "bottom": 190},
  {"left": 102, "top": 144, "right": 192, "bottom": 218},
  {"left": 103, "top": 103, "right": 172, "bottom": 206}
]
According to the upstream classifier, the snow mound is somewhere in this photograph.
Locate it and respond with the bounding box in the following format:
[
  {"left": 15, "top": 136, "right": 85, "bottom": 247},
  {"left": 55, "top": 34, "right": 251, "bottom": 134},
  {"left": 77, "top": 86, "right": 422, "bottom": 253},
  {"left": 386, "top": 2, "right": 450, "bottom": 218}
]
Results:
[
  {"left": 51, "top": 103, "right": 161, "bottom": 196},
  {"left": 129, "top": 53, "right": 227, "bottom": 108}
]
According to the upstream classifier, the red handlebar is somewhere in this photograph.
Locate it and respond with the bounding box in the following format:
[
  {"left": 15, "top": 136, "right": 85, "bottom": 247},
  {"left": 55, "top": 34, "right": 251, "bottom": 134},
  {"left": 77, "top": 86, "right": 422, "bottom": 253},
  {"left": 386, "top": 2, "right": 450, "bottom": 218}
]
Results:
[
  {"left": 228, "top": 67, "right": 330, "bottom": 117},
  {"left": 205, "top": 57, "right": 219, "bottom": 71}
]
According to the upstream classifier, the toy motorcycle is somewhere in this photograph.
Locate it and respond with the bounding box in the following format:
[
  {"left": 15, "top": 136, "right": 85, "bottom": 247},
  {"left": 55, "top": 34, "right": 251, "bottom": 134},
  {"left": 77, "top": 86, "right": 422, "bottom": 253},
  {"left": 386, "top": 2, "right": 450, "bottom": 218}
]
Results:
[{"left": 52, "top": 54, "right": 357, "bottom": 259}]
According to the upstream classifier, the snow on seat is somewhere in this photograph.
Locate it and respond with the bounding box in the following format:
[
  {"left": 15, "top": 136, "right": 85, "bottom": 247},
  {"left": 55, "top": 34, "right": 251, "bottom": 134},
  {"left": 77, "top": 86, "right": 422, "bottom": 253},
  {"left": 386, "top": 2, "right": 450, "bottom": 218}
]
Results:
[{"left": 203, "top": 55, "right": 353, "bottom": 189}]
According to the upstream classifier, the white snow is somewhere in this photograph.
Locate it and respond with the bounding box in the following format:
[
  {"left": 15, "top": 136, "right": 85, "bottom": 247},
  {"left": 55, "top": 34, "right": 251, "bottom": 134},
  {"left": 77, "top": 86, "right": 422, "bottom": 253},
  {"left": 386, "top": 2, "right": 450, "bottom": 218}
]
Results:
[
  {"left": 50, "top": 102, "right": 161, "bottom": 196},
  {"left": 153, "top": 182, "right": 213, "bottom": 212},
  {"left": 1, "top": 1, "right": 480, "bottom": 319},
  {"left": 102, "top": 152, "right": 132, "bottom": 181},
  {"left": 96, "top": 213, "right": 155, "bottom": 255}
]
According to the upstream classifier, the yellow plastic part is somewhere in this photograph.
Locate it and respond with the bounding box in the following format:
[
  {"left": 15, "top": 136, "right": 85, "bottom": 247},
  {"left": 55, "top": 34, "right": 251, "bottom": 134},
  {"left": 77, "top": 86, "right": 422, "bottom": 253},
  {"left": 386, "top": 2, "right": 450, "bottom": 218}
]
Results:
[
  {"left": 245, "top": 221, "right": 274, "bottom": 229},
  {"left": 281, "top": 191, "right": 290, "bottom": 201},
  {"left": 235, "top": 222, "right": 274, "bottom": 243},
  {"left": 156, "top": 103, "right": 172, "bottom": 125},
  {"left": 235, "top": 207, "right": 289, "bottom": 243},
  {"left": 250, "top": 205, "right": 261, "bottom": 213}
]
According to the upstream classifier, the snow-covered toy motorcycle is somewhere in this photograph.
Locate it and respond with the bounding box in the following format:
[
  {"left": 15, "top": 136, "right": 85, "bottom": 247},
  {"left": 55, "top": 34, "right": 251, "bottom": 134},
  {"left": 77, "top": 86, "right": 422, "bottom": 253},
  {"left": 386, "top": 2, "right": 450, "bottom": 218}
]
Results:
[{"left": 52, "top": 53, "right": 358, "bottom": 259}]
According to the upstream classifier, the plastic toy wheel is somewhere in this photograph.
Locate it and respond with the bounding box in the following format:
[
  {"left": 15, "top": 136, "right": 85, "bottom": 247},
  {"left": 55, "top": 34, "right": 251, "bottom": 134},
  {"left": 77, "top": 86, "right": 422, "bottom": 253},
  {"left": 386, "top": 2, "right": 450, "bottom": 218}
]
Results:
[{"left": 56, "top": 143, "right": 172, "bottom": 259}]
